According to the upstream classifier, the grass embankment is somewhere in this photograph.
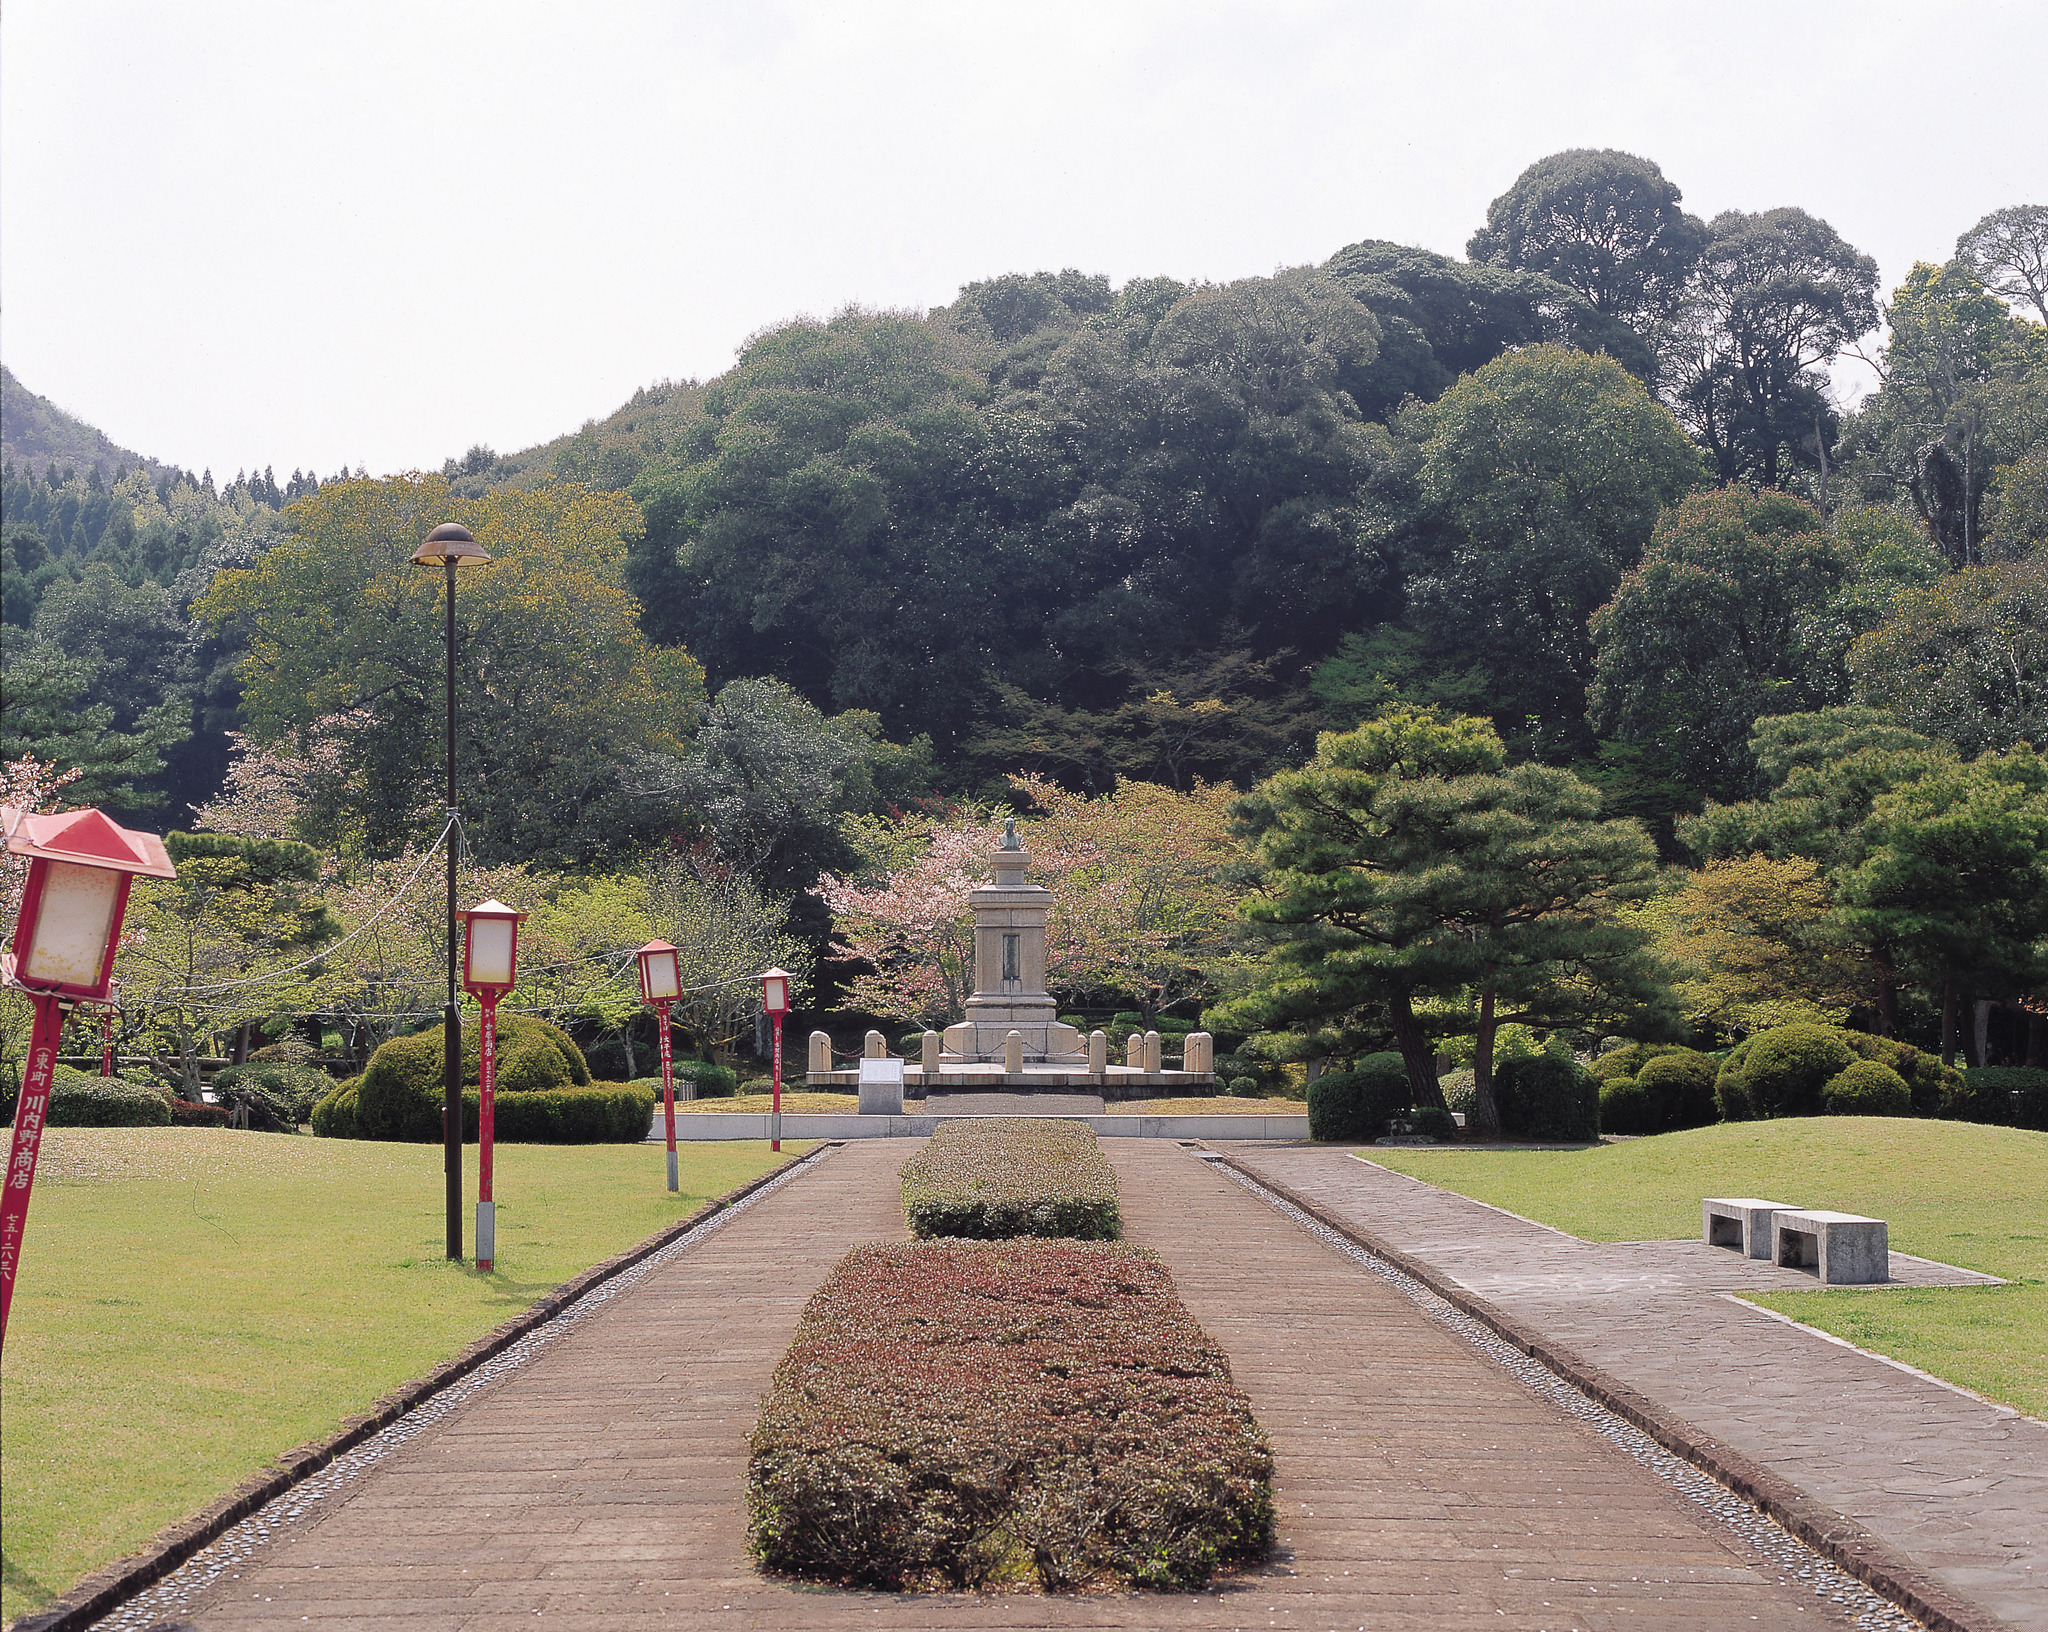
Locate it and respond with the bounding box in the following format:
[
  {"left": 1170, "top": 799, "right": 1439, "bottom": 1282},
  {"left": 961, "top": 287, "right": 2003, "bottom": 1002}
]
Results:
[
  {"left": 1366, "top": 1119, "right": 2048, "bottom": 1416},
  {"left": 694, "top": 1091, "right": 1287, "bottom": 1115},
  {"left": 0, "top": 1130, "right": 804, "bottom": 1621}
]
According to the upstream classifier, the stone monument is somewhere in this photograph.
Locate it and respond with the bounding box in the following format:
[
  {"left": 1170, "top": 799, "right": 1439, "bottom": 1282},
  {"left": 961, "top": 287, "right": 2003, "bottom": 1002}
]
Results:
[{"left": 940, "top": 820, "right": 1087, "bottom": 1065}]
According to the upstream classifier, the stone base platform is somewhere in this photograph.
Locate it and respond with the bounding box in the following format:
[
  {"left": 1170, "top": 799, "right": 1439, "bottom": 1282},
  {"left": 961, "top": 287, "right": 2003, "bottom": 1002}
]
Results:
[
  {"left": 920, "top": 1091, "right": 1107, "bottom": 1114},
  {"left": 808, "top": 1064, "right": 1213, "bottom": 1099},
  {"left": 649, "top": 1111, "right": 1310, "bottom": 1140}
]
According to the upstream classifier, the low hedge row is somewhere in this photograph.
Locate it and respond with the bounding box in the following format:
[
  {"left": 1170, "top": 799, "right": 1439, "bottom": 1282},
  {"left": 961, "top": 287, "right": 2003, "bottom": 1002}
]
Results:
[
  {"left": 625, "top": 1057, "right": 739, "bottom": 1098},
  {"left": 350, "top": 1014, "right": 592, "bottom": 1141},
  {"left": 1945, "top": 1066, "right": 2048, "bottom": 1131},
  {"left": 1598, "top": 1048, "right": 1718, "bottom": 1135},
  {"left": 899, "top": 1118, "right": 1119, "bottom": 1239},
  {"left": 310, "top": 1079, "right": 653, "bottom": 1143},
  {"left": 2, "top": 1066, "right": 171, "bottom": 1128},
  {"left": 747, "top": 1240, "right": 1273, "bottom": 1591}
]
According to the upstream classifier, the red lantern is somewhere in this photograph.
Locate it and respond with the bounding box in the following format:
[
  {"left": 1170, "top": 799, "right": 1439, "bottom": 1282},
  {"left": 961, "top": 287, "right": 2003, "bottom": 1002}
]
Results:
[
  {"left": 461, "top": 900, "right": 525, "bottom": 1272},
  {"left": 636, "top": 941, "right": 684, "bottom": 1190},
  {"left": 759, "top": 967, "right": 794, "bottom": 1151},
  {"left": 2, "top": 805, "right": 175, "bottom": 1352}
]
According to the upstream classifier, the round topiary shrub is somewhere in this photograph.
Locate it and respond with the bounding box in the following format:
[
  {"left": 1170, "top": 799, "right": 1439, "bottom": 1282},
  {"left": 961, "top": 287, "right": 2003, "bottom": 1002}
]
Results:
[
  {"left": 1599, "top": 1077, "right": 1654, "bottom": 1134},
  {"left": 1842, "top": 1033, "right": 1959, "bottom": 1115},
  {"left": 1494, "top": 1055, "right": 1599, "bottom": 1142},
  {"left": 1307, "top": 1054, "right": 1411, "bottom": 1141},
  {"left": 354, "top": 1015, "right": 590, "bottom": 1141},
  {"left": 1227, "top": 1076, "right": 1258, "bottom": 1096},
  {"left": 311, "top": 1076, "right": 362, "bottom": 1138},
  {"left": 1635, "top": 1049, "right": 1719, "bottom": 1130},
  {"left": 1823, "top": 1059, "right": 1912, "bottom": 1117},
  {"left": 1590, "top": 1042, "right": 1685, "bottom": 1084},
  {"left": 1437, "top": 1067, "right": 1476, "bottom": 1116},
  {"left": 1735, "top": 1023, "right": 1856, "bottom": 1119}
]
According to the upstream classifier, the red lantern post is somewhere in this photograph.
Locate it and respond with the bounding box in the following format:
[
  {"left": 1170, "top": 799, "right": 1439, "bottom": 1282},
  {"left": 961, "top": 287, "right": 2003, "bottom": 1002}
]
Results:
[
  {"left": 636, "top": 941, "right": 683, "bottom": 1191},
  {"left": 2, "top": 805, "right": 175, "bottom": 1352},
  {"left": 759, "top": 967, "right": 792, "bottom": 1153},
  {"left": 462, "top": 899, "right": 524, "bottom": 1272}
]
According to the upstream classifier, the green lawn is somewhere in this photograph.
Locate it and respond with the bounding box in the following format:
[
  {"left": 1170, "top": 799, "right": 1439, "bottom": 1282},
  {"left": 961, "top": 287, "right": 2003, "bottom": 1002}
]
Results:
[
  {"left": 0, "top": 1129, "right": 804, "bottom": 1621},
  {"left": 1364, "top": 1119, "right": 2048, "bottom": 1418}
]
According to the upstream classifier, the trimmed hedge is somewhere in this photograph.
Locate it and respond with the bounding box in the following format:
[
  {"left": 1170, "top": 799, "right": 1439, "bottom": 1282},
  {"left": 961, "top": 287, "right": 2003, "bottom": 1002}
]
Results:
[
  {"left": 310, "top": 1076, "right": 362, "bottom": 1138},
  {"left": 1824, "top": 1059, "right": 1912, "bottom": 1117},
  {"left": 1598, "top": 1077, "right": 1655, "bottom": 1135},
  {"left": 626, "top": 1058, "right": 738, "bottom": 1099},
  {"left": 1306, "top": 1053, "right": 1410, "bottom": 1141},
  {"left": 1590, "top": 1042, "right": 1687, "bottom": 1084},
  {"left": 901, "top": 1119, "right": 1119, "bottom": 1240},
  {"left": 480, "top": 1084, "right": 654, "bottom": 1143},
  {"left": 4, "top": 1066, "right": 173, "bottom": 1128},
  {"left": 311, "top": 1074, "right": 650, "bottom": 1143},
  {"left": 170, "top": 1099, "right": 231, "bottom": 1127},
  {"left": 1632, "top": 1049, "right": 1719, "bottom": 1131},
  {"left": 1494, "top": 1054, "right": 1599, "bottom": 1142},
  {"left": 1944, "top": 1066, "right": 2048, "bottom": 1131},
  {"left": 353, "top": 1014, "right": 591, "bottom": 1141},
  {"left": 747, "top": 1240, "right": 1273, "bottom": 1591},
  {"left": 1716, "top": 1025, "right": 1962, "bottom": 1121}
]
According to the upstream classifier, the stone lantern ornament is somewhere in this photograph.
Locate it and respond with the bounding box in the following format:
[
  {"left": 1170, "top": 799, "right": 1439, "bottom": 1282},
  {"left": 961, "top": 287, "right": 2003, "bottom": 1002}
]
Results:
[{"left": 1, "top": 803, "right": 176, "bottom": 1351}]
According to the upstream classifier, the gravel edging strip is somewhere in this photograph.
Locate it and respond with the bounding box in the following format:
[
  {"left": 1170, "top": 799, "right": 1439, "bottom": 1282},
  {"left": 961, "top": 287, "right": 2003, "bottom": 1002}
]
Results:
[
  {"left": 1212, "top": 1152, "right": 2006, "bottom": 1632},
  {"left": 6, "top": 1141, "right": 840, "bottom": 1632}
]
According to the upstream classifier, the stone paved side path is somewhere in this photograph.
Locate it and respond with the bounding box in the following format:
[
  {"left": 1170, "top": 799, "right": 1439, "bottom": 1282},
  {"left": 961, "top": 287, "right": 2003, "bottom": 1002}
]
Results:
[
  {"left": 1229, "top": 1145, "right": 2048, "bottom": 1632},
  {"left": 151, "top": 1138, "right": 1890, "bottom": 1631}
]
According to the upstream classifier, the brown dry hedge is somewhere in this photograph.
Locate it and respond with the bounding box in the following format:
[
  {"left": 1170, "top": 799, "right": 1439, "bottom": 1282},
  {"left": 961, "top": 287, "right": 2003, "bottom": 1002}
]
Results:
[
  {"left": 899, "top": 1117, "right": 1119, "bottom": 1239},
  {"left": 746, "top": 1239, "right": 1273, "bottom": 1592}
]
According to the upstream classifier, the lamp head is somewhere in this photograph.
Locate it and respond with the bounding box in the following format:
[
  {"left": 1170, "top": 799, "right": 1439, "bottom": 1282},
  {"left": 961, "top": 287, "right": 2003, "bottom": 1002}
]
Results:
[
  {"left": 758, "top": 966, "right": 793, "bottom": 1017},
  {"left": 2, "top": 804, "right": 175, "bottom": 1004},
  {"left": 461, "top": 898, "right": 526, "bottom": 994},
  {"left": 411, "top": 521, "right": 492, "bottom": 568},
  {"left": 637, "top": 939, "right": 682, "bottom": 1004}
]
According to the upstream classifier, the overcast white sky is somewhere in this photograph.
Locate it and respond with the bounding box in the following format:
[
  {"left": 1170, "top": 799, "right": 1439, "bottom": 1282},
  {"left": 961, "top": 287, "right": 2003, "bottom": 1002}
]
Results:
[{"left": 3, "top": 0, "right": 2043, "bottom": 480}]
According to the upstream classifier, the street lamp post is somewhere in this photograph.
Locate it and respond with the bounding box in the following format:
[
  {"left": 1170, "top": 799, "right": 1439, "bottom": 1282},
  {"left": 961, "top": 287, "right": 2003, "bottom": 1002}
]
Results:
[
  {"left": 462, "top": 899, "right": 524, "bottom": 1272},
  {"left": 636, "top": 940, "right": 682, "bottom": 1191},
  {"left": 1, "top": 804, "right": 176, "bottom": 1352},
  {"left": 759, "top": 967, "right": 792, "bottom": 1153},
  {"left": 411, "top": 521, "right": 492, "bottom": 1262}
]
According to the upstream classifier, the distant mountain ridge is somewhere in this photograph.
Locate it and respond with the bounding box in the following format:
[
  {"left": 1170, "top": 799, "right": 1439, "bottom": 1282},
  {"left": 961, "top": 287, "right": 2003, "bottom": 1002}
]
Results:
[{"left": 1, "top": 364, "right": 178, "bottom": 482}]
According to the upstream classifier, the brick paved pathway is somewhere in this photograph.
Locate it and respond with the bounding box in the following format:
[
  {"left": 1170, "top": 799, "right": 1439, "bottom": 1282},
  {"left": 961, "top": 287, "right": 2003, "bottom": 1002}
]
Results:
[
  {"left": 1228, "top": 1145, "right": 2047, "bottom": 1631},
  {"left": 156, "top": 1140, "right": 1887, "bottom": 1630}
]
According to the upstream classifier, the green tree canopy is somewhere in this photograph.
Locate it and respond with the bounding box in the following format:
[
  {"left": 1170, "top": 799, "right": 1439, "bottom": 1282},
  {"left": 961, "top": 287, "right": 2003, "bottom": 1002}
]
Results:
[
  {"left": 1466, "top": 148, "right": 1706, "bottom": 331},
  {"left": 1406, "top": 344, "right": 1703, "bottom": 745},
  {"left": 195, "top": 475, "right": 705, "bottom": 866},
  {"left": 1589, "top": 489, "right": 1852, "bottom": 802}
]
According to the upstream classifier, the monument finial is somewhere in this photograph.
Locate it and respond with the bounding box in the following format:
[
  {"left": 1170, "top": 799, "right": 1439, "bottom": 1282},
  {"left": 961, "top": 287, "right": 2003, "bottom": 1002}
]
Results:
[{"left": 999, "top": 815, "right": 1021, "bottom": 851}]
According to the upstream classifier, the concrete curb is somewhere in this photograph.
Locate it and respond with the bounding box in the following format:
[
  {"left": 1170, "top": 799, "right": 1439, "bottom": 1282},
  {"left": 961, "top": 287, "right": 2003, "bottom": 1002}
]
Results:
[
  {"left": 5, "top": 1142, "right": 840, "bottom": 1632},
  {"left": 1213, "top": 1154, "right": 2008, "bottom": 1632}
]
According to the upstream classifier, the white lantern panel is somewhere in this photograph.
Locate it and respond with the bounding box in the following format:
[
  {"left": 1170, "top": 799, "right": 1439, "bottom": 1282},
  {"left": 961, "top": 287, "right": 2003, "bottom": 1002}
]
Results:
[
  {"left": 469, "top": 917, "right": 516, "bottom": 987},
  {"left": 763, "top": 975, "right": 788, "bottom": 1013},
  {"left": 23, "top": 861, "right": 122, "bottom": 989},
  {"left": 643, "top": 954, "right": 681, "bottom": 1001}
]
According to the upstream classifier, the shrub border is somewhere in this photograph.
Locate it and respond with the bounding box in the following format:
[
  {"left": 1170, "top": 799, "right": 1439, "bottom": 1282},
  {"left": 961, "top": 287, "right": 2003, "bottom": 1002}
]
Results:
[
  {"left": 8, "top": 1141, "right": 840, "bottom": 1632},
  {"left": 1211, "top": 1153, "right": 1999, "bottom": 1632}
]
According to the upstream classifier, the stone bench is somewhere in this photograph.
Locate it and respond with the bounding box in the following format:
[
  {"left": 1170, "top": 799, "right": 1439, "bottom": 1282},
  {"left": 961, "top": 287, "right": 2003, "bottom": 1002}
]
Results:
[
  {"left": 1702, "top": 1197, "right": 1797, "bottom": 1260},
  {"left": 1772, "top": 1209, "right": 1889, "bottom": 1285}
]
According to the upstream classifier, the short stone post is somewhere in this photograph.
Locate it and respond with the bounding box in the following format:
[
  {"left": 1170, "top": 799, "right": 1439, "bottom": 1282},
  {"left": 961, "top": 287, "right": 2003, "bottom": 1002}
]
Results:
[
  {"left": 921, "top": 1030, "right": 940, "bottom": 1079},
  {"left": 1126, "top": 1033, "right": 1144, "bottom": 1068},
  {"left": 1144, "top": 1030, "right": 1162, "bottom": 1073},
  {"left": 1089, "top": 1029, "right": 1108, "bottom": 1077},
  {"left": 1185, "top": 1031, "right": 1210, "bottom": 1074},
  {"left": 808, "top": 1031, "right": 832, "bottom": 1075},
  {"left": 1005, "top": 1029, "right": 1024, "bottom": 1075},
  {"left": 865, "top": 1029, "right": 887, "bottom": 1059}
]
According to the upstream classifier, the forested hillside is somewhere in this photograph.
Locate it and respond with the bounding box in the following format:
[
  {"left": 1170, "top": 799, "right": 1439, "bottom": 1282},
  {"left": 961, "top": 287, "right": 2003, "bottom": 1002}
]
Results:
[{"left": 3, "top": 151, "right": 2043, "bottom": 1074}]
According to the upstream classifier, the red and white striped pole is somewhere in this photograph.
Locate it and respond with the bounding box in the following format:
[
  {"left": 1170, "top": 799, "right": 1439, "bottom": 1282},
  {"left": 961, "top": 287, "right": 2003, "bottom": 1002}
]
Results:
[
  {"left": 1, "top": 991, "right": 68, "bottom": 1353},
  {"left": 657, "top": 997, "right": 678, "bottom": 1192},
  {"left": 477, "top": 992, "right": 499, "bottom": 1271},
  {"left": 771, "top": 1009, "right": 784, "bottom": 1153}
]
